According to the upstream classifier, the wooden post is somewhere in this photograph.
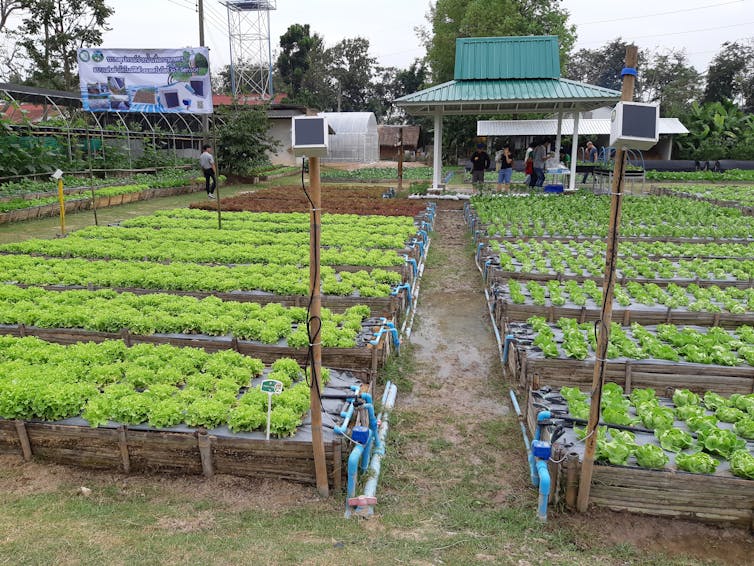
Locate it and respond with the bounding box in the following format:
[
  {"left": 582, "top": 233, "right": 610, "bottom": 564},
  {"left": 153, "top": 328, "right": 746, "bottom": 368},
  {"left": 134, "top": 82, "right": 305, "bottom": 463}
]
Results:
[
  {"left": 397, "top": 127, "right": 404, "bottom": 191},
  {"left": 577, "top": 45, "right": 638, "bottom": 513},
  {"left": 308, "top": 156, "right": 330, "bottom": 497},
  {"left": 86, "top": 127, "right": 98, "bottom": 226},
  {"left": 14, "top": 420, "right": 32, "bottom": 461},
  {"left": 57, "top": 177, "right": 66, "bottom": 236}
]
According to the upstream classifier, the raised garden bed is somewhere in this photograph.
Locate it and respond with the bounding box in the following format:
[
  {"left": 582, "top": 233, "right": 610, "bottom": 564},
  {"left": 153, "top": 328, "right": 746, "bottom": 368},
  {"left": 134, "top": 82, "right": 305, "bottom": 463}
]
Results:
[
  {"left": 523, "top": 391, "right": 754, "bottom": 526},
  {"left": 503, "top": 320, "right": 754, "bottom": 398},
  {"left": 0, "top": 184, "right": 204, "bottom": 224}
]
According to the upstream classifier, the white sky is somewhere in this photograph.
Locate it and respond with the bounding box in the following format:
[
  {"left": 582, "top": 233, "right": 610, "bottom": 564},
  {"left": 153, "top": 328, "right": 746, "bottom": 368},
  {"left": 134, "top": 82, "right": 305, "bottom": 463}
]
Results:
[{"left": 89, "top": 0, "right": 754, "bottom": 76}]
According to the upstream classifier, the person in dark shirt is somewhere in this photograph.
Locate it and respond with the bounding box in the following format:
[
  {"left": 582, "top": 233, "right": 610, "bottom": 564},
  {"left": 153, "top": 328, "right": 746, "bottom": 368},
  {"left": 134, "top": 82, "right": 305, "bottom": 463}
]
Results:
[
  {"left": 470, "top": 143, "right": 490, "bottom": 192},
  {"left": 582, "top": 141, "right": 598, "bottom": 184},
  {"left": 496, "top": 145, "right": 514, "bottom": 193}
]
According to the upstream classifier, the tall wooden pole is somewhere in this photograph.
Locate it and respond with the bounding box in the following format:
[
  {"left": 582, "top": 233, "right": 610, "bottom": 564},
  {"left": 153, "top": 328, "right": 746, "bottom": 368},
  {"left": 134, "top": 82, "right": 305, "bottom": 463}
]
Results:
[
  {"left": 397, "top": 127, "right": 404, "bottom": 191},
  {"left": 308, "top": 156, "right": 329, "bottom": 497},
  {"left": 576, "top": 45, "right": 638, "bottom": 513}
]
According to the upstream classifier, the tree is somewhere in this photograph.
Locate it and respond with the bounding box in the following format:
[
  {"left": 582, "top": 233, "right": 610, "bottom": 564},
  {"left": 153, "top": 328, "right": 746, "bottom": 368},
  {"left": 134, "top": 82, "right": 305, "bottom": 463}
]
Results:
[
  {"left": 327, "top": 37, "right": 377, "bottom": 112},
  {"left": 566, "top": 38, "right": 639, "bottom": 92},
  {"left": 369, "top": 59, "right": 427, "bottom": 123},
  {"left": 703, "top": 40, "right": 754, "bottom": 111},
  {"left": 637, "top": 49, "right": 702, "bottom": 117},
  {"left": 214, "top": 105, "right": 279, "bottom": 177},
  {"left": 422, "top": 0, "right": 577, "bottom": 83},
  {"left": 276, "top": 23, "right": 324, "bottom": 100},
  {"left": 675, "top": 99, "right": 754, "bottom": 160},
  {"left": 16, "top": 0, "right": 113, "bottom": 90},
  {"left": 0, "top": 0, "right": 23, "bottom": 32}
]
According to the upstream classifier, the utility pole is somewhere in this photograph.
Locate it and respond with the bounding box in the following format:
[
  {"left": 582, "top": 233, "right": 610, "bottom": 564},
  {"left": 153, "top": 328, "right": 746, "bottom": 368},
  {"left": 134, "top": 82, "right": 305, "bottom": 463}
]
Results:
[
  {"left": 576, "top": 44, "right": 639, "bottom": 513},
  {"left": 198, "top": 0, "right": 205, "bottom": 46}
]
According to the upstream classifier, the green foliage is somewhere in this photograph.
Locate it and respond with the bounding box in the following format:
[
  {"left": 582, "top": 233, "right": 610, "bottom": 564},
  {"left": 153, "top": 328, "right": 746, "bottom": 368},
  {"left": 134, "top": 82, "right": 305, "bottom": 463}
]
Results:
[
  {"left": 675, "top": 451, "right": 719, "bottom": 474},
  {"left": 634, "top": 444, "right": 668, "bottom": 469},
  {"left": 215, "top": 106, "right": 279, "bottom": 176},
  {"left": 674, "top": 99, "right": 754, "bottom": 160},
  {"left": 729, "top": 450, "right": 754, "bottom": 480}
]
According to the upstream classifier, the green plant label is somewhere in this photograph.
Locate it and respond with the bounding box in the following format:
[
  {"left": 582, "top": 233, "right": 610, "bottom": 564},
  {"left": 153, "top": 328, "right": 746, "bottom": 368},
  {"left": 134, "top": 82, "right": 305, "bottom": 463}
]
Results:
[{"left": 261, "top": 379, "right": 283, "bottom": 394}]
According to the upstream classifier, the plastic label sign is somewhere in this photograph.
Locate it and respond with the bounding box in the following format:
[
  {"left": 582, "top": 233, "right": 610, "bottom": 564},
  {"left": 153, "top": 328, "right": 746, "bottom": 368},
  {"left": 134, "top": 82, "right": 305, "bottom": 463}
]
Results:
[
  {"left": 261, "top": 379, "right": 284, "bottom": 440},
  {"left": 261, "top": 380, "right": 283, "bottom": 394}
]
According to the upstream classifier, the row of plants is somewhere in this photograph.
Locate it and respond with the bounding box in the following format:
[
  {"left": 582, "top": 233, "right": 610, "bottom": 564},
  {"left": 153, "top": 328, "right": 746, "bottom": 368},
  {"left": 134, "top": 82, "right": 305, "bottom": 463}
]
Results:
[
  {"left": 560, "top": 384, "right": 753, "bottom": 479},
  {"left": 504, "top": 279, "right": 753, "bottom": 314},
  {"left": 654, "top": 184, "right": 754, "bottom": 207},
  {"left": 0, "top": 183, "right": 149, "bottom": 213},
  {"left": 646, "top": 170, "right": 754, "bottom": 183},
  {"left": 0, "top": 255, "right": 402, "bottom": 298},
  {"left": 0, "top": 237, "right": 406, "bottom": 268},
  {"left": 527, "top": 316, "right": 754, "bottom": 366},
  {"left": 473, "top": 194, "right": 754, "bottom": 239},
  {"left": 71, "top": 224, "right": 411, "bottom": 251},
  {"left": 0, "top": 285, "right": 371, "bottom": 346},
  {"left": 189, "top": 185, "right": 428, "bottom": 217},
  {"left": 0, "top": 335, "right": 316, "bottom": 437},
  {"left": 320, "top": 166, "right": 450, "bottom": 181},
  {"left": 123, "top": 208, "right": 419, "bottom": 233},
  {"left": 0, "top": 168, "right": 200, "bottom": 198},
  {"left": 494, "top": 246, "right": 754, "bottom": 281},
  {"left": 496, "top": 238, "right": 754, "bottom": 261}
]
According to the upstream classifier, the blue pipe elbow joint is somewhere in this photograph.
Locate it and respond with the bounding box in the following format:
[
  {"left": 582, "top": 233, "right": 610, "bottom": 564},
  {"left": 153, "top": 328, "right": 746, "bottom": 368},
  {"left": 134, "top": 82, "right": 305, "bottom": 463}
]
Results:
[{"left": 502, "top": 334, "right": 515, "bottom": 363}]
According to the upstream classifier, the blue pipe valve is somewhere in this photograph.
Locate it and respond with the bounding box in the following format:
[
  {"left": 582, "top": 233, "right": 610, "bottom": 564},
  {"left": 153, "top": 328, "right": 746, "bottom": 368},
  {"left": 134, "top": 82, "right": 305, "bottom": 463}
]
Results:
[{"left": 532, "top": 440, "right": 552, "bottom": 460}]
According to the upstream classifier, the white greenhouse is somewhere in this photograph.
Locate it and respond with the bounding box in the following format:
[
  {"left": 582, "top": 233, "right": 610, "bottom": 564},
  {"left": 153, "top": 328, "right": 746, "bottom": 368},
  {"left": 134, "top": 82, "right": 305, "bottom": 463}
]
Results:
[{"left": 320, "top": 112, "right": 379, "bottom": 163}]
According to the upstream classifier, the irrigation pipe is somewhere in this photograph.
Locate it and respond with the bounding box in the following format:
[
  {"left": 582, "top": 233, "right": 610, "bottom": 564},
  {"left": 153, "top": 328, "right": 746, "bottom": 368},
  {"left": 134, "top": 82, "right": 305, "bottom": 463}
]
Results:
[{"left": 401, "top": 237, "right": 430, "bottom": 340}]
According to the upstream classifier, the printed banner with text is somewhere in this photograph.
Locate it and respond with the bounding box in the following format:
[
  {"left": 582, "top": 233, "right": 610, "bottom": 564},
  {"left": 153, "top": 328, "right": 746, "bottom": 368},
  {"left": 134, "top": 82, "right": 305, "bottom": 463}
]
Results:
[{"left": 77, "top": 47, "right": 213, "bottom": 114}]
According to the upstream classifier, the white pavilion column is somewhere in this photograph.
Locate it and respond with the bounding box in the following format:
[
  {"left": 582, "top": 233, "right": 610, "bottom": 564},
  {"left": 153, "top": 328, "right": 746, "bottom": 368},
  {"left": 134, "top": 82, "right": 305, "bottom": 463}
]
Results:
[
  {"left": 433, "top": 112, "right": 443, "bottom": 189},
  {"left": 555, "top": 109, "right": 563, "bottom": 157},
  {"left": 569, "top": 110, "right": 581, "bottom": 191}
]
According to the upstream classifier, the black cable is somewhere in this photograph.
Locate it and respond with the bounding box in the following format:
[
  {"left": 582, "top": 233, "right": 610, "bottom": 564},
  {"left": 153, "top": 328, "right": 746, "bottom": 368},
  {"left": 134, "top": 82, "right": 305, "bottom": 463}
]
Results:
[
  {"left": 300, "top": 158, "right": 323, "bottom": 402},
  {"left": 591, "top": 152, "right": 628, "bottom": 421}
]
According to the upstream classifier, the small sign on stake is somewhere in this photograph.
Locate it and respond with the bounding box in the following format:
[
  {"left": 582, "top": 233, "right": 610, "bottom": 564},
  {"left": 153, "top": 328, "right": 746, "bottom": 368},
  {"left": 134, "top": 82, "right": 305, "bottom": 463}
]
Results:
[{"left": 261, "top": 379, "right": 283, "bottom": 440}]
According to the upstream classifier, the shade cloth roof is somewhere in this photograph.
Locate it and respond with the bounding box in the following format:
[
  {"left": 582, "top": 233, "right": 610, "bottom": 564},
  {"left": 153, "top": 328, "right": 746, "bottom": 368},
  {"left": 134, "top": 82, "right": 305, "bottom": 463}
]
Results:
[{"left": 477, "top": 117, "right": 688, "bottom": 137}]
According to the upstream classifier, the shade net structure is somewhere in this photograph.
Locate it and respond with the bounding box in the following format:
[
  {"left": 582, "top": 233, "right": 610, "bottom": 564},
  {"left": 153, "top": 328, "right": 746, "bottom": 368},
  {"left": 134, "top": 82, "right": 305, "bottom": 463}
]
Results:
[{"left": 320, "top": 112, "right": 379, "bottom": 164}]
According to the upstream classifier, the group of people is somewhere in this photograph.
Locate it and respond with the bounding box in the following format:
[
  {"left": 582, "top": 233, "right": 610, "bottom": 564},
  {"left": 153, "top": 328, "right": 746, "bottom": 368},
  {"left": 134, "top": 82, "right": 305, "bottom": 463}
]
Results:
[
  {"left": 469, "top": 142, "right": 514, "bottom": 193},
  {"left": 470, "top": 138, "right": 601, "bottom": 192}
]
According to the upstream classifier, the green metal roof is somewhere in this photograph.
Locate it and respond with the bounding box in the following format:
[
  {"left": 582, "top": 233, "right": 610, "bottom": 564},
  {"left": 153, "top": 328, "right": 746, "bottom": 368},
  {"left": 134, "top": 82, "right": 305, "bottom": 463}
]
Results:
[
  {"left": 454, "top": 36, "right": 560, "bottom": 80},
  {"left": 395, "top": 78, "right": 621, "bottom": 116}
]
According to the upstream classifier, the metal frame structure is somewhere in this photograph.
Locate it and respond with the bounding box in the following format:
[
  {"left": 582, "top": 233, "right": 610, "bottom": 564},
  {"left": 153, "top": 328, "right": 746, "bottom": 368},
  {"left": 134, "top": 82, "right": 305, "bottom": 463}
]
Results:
[{"left": 223, "top": 1, "right": 276, "bottom": 99}]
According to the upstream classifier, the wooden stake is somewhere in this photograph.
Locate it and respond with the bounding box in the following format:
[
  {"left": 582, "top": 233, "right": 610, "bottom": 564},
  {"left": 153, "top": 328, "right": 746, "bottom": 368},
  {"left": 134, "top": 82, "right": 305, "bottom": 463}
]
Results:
[
  {"left": 308, "top": 156, "right": 330, "bottom": 497},
  {"left": 397, "top": 127, "right": 404, "bottom": 191},
  {"left": 576, "top": 44, "right": 639, "bottom": 513}
]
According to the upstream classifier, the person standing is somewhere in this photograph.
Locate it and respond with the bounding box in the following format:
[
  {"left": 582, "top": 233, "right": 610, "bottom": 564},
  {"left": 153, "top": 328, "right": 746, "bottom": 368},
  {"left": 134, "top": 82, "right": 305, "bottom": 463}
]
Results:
[
  {"left": 582, "top": 141, "right": 598, "bottom": 184},
  {"left": 532, "top": 138, "right": 547, "bottom": 188},
  {"left": 199, "top": 144, "right": 217, "bottom": 198},
  {"left": 470, "top": 143, "right": 490, "bottom": 192},
  {"left": 496, "top": 145, "right": 514, "bottom": 193}
]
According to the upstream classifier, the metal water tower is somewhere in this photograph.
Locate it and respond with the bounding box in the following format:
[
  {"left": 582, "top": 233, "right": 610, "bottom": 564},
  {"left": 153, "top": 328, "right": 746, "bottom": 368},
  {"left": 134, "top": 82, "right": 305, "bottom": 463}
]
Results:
[{"left": 222, "top": 1, "right": 277, "bottom": 98}]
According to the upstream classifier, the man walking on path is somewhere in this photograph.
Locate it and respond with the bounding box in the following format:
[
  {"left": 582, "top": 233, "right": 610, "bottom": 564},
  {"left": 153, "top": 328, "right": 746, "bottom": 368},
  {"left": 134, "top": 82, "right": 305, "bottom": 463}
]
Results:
[
  {"left": 532, "top": 138, "right": 547, "bottom": 188},
  {"left": 200, "top": 144, "right": 217, "bottom": 198}
]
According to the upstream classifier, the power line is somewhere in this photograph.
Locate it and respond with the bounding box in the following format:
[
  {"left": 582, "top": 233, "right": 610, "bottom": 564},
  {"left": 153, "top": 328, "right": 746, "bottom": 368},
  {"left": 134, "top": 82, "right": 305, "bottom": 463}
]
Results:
[
  {"left": 579, "top": 20, "right": 754, "bottom": 45},
  {"left": 165, "top": 0, "right": 196, "bottom": 11},
  {"left": 578, "top": 0, "right": 746, "bottom": 25}
]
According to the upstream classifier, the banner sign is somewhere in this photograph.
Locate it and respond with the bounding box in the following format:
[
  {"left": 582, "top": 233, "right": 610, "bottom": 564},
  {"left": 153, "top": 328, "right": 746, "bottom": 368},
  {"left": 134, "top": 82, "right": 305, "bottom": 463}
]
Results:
[{"left": 77, "top": 47, "right": 213, "bottom": 114}]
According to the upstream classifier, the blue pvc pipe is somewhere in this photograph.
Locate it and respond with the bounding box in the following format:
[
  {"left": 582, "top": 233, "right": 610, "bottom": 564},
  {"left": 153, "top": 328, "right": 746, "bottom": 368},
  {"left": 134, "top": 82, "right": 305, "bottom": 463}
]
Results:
[
  {"left": 502, "top": 334, "right": 515, "bottom": 364},
  {"left": 360, "top": 428, "right": 373, "bottom": 472},
  {"left": 536, "top": 458, "right": 551, "bottom": 522},
  {"left": 347, "top": 442, "right": 365, "bottom": 498},
  {"left": 510, "top": 390, "right": 536, "bottom": 485},
  {"left": 334, "top": 402, "right": 355, "bottom": 435}
]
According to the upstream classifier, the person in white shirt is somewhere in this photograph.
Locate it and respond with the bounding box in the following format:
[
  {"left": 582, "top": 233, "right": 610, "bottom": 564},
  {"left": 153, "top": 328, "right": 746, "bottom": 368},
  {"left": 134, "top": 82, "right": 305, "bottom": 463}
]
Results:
[{"left": 199, "top": 144, "right": 217, "bottom": 198}]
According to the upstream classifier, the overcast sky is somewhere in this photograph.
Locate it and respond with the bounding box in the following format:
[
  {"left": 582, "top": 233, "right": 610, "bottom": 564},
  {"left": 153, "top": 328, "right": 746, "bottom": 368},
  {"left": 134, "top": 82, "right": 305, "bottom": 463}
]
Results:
[{"left": 98, "top": 0, "right": 753, "bottom": 76}]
